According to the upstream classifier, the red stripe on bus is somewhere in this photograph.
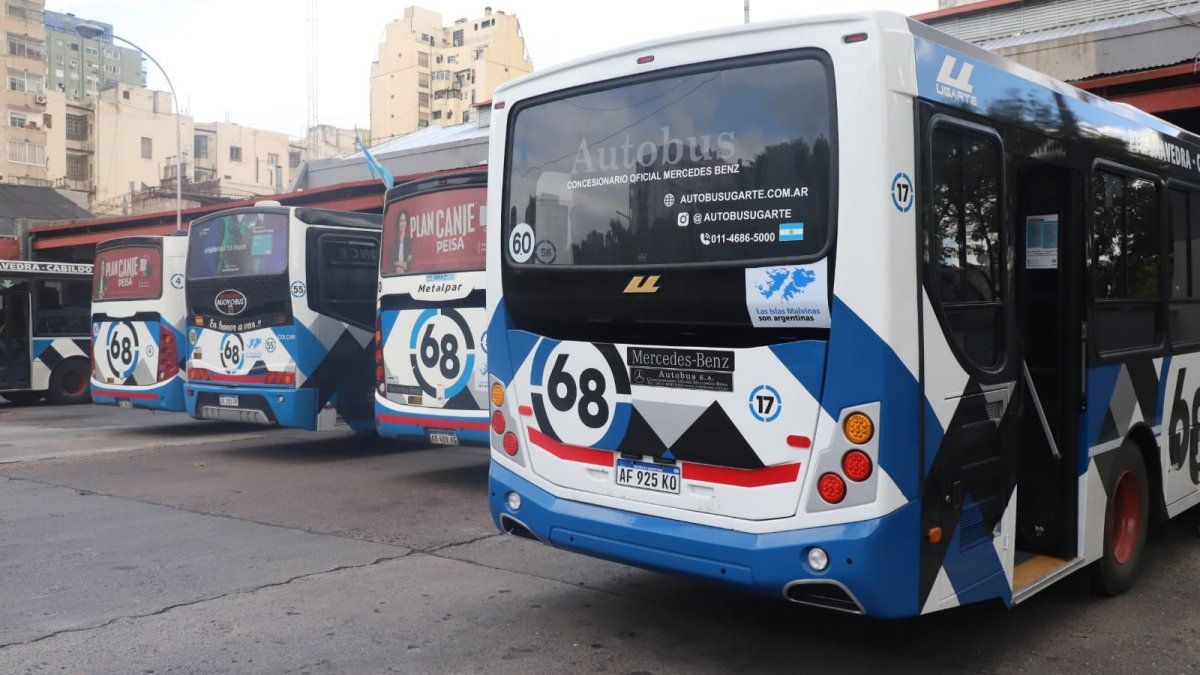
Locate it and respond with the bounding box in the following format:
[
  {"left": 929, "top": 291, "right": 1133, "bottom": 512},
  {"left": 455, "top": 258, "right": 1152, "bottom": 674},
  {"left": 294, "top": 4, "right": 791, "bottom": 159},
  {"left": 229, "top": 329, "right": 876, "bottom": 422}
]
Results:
[
  {"left": 93, "top": 389, "right": 159, "bottom": 400},
  {"left": 205, "top": 373, "right": 271, "bottom": 384},
  {"left": 377, "top": 413, "right": 489, "bottom": 432},
  {"left": 527, "top": 428, "right": 614, "bottom": 466},
  {"left": 682, "top": 461, "right": 801, "bottom": 487}
]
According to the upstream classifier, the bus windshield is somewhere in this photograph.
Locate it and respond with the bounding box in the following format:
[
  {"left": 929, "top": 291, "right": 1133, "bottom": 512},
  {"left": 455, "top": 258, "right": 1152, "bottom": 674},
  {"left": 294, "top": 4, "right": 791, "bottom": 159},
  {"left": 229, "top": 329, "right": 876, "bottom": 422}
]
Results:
[
  {"left": 187, "top": 212, "right": 288, "bottom": 278},
  {"left": 93, "top": 245, "right": 162, "bottom": 301},
  {"left": 504, "top": 52, "right": 834, "bottom": 267},
  {"left": 382, "top": 186, "right": 486, "bottom": 276}
]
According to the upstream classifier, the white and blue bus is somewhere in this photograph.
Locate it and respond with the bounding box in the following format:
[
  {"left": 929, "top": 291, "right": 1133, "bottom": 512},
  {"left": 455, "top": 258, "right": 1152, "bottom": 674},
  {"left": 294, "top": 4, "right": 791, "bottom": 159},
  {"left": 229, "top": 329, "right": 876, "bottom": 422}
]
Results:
[
  {"left": 376, "top": 170, "right": 489, "bottom": 445},
  {"left": 0, "top": 259, "right": 93, "bottom": 405},
  {"left": 184, "top": 203, "right": 382, "bottom": 431},
  {"left": 90, "top": 234, "right": 188, "bottom": 411},
  {"left": 486, "top": 12, "right": 1200, "bottom": 617}
]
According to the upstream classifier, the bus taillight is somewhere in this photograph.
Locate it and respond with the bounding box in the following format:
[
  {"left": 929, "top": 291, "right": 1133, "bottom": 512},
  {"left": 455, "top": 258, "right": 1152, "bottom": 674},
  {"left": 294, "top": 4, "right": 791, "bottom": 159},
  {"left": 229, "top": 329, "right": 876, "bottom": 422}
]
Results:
[
  {"left": 375, "top": 316, "right": 385, "bottom": 393},
  {"left": 157, "top": 325, "right": 179, "bottom": 382}
]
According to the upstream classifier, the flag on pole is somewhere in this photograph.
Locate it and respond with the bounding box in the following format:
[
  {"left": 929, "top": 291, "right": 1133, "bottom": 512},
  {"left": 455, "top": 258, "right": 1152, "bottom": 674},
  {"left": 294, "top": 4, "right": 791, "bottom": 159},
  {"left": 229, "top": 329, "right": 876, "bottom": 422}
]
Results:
[{"left": 356, "top": 136, "right": 394, "bottom": 189}]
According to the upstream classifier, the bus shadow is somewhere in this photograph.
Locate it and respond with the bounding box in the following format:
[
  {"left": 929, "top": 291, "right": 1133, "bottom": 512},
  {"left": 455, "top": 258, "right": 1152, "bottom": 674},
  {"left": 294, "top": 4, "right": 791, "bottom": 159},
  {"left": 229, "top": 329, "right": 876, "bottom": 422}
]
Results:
[
  {"left": 404, "top": 461, "right": 490, "bottom": 488},
  {"left": 214, "top": 433, "right": 431, "bottom": 464}
]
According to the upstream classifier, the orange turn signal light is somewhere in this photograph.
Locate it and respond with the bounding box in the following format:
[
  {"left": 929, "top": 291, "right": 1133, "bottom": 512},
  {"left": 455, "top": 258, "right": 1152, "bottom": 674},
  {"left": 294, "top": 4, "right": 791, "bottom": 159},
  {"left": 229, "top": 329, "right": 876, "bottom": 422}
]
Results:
[
  {"left": 490, "top": 382, "right": 505, "bottom": 408},
  {"left": 843, "top": 412, "right": 874, "bottom": 445},
  {"left": 926, "top": 527, "right": 943, "bottom": 544}
]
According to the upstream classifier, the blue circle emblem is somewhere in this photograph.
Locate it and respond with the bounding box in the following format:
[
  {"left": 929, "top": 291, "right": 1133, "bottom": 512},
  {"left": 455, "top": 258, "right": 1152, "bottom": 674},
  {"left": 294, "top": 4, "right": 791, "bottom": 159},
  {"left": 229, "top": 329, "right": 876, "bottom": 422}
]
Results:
[
  {"left": 891, "top": 172, "right": 914, "bottom": 213},
  {"left": 291, "top": 280, "right": 307, "bottom": 298},
  {"left": 748, "top": 384, "right": 782, "bottom": 423}
]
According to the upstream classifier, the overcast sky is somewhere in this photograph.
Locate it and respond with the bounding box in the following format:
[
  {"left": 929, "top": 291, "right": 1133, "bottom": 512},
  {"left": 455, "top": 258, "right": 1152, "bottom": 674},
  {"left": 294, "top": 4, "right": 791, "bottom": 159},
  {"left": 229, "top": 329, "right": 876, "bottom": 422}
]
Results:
[{"left": 48, "top": 0, "right": 936, "bottom": 138}]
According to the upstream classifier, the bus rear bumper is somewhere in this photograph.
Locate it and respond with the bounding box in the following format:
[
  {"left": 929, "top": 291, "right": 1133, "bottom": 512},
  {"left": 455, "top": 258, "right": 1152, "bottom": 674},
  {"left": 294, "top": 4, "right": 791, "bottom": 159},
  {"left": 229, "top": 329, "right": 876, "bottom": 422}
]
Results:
[
  {"left": 489, "top": 461, "right": 920, "bottom": 618},
  {"left": 91, "top": 377, "right": 186, "bottom": 412},
  {"left": 185, "top": 382, "right": 318, "bottom": 430},
  {"left": 375, "top": 395, "right": 488, "bottom": 445}
]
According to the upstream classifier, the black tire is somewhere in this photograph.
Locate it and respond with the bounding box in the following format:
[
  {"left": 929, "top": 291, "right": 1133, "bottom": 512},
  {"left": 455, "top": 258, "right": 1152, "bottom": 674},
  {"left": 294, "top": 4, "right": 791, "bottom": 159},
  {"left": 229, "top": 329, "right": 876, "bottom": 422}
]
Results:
[
  {"left": 46, "top": 358, "right": 91, "bottom": 405},
  {"left": 2, "top": 390, "right": 43, "bottom": 404},
  {"left": 1091, "top": 439, "right": 1150, "bottom": 596}
]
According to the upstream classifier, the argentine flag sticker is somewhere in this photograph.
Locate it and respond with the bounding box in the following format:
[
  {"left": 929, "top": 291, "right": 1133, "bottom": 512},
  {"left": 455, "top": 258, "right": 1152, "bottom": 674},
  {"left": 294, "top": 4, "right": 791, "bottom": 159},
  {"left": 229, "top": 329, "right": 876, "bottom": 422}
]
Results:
[{"left": 779, "top": 222, "right": 805, "bottom": 242}]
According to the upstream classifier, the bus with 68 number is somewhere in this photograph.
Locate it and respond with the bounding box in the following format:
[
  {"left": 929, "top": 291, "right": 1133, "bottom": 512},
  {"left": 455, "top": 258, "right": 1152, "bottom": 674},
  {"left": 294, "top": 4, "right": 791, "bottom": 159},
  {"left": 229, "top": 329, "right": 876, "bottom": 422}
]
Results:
[
  {"left": 90, "top": 234, "right": 188, "bottom": 411},
  {"left": 485, "top": 12, "right": 1200, "bottom": 617},
  {"left": 185, "top": 203, "right": 382, "bottom": 431},
  {"left": 376, "top": 170, "right": 489, "bottom": 446}
]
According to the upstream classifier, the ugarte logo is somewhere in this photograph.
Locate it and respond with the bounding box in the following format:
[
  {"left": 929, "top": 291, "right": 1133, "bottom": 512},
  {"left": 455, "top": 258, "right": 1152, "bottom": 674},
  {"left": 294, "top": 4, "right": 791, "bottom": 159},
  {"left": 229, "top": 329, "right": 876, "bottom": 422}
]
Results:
[
  {"left": 935, "top": 55, "right": 978, "bottom": 107},
  {"left": 214, "top": 289, "right": 248, "bottom": 316},
  {"left": 572, "top": 126, "right": 736, "bottom": 174}
]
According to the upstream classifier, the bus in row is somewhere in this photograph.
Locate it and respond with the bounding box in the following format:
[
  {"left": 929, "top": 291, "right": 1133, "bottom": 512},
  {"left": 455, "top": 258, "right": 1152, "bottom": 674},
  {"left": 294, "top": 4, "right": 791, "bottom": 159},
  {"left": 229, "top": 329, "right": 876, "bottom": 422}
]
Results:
[
  {"left": 90, "top": 234, "right": 189, "bottom": 411},
  {"left": 183, "top": 203, "right": 382, "bottom": 431},
  {"left": 483, "top": 11, "right": 1200, "bottom": 616},
  {"left": 0, "top": 260, "right": 92, "bottom": 405}
]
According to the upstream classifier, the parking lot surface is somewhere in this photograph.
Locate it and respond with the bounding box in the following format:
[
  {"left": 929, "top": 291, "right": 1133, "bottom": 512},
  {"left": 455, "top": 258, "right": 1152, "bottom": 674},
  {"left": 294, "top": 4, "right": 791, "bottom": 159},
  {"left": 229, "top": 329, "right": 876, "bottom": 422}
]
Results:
[{"left": 2, "top": 399, "right": 1200, "bottom": 673}]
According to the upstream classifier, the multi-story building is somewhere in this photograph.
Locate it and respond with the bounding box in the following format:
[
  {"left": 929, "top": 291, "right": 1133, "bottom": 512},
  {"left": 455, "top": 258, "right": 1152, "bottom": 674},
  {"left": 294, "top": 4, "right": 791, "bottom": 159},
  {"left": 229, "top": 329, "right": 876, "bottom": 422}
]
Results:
[
  {"left": 370, "top": 5, "right": 531, "bottom": 142},
  {"left": 193, "top": 121, "right": 294, "bottom": 195},
  {"left": 2, "top": 0, "right": 49, "bottom": 186},
  {"left": 43, "top": 11, "right": 145, "bottom": 102}
]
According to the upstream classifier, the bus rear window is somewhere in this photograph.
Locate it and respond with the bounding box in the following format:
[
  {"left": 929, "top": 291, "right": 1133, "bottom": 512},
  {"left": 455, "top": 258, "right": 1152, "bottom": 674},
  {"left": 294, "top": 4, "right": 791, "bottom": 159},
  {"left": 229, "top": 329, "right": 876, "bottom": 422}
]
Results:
[
  {"left": 188, "top": 212, "right": 288, "bottom": 278},
  {"left": 382, "top": 186, "right": 486, "bottom": 276},
  {"left": 93, "top": 245, "right": 163, "bottom": 301},
  {"left": 504, "top": 52, "right": 834, "bottom": 267}
]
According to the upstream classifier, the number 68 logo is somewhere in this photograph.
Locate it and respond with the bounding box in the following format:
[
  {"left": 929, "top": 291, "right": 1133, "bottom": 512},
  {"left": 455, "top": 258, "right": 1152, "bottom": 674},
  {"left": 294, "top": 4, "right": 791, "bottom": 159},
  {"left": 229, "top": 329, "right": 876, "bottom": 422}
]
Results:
[
  {"left": 104, "top": 321, "right": 140, "bottom": 379},
  {"left": 530, "top": 340, "right": 630, "bottom": 450}
]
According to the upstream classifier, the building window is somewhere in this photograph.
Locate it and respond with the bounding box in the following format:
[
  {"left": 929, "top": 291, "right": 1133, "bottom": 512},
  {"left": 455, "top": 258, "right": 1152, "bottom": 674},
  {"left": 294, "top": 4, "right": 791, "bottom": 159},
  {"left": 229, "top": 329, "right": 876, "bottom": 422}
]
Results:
[
  {"left": 418, "top": 72, "right": 429, "bottom": 88},
  {"left": 84, "top": 45, "right": 98, "bottom": 56},
  {"left": 267, "top": 152, "right": 279, "bottom": 167},
  {"left": 4, "top": 0, "right": 45, "bottom": 25},
  {"left": 447, "top": 55, "right": 457, "bottom": 64},
  {"left": 230, "top": 145, "right": 242, "bottom": 162},
  {"left": 1091, "top": 168, "right": 1162, "bottom": 353},
  {"left": 140, "top": 136, "right": 152, "bottom": 159},
  {"left": 104, "top": 63, "right": 119, "bottom": 75},
  {"left": 105, "top": 47, "right": 119, "bottom": 59},
  {"left": 8, "top": 110, "right": 27, "bottom": 127},
  {"left": 87, "top": 61, "right": 98, "bottom": 70},
  {"left": 432, "top": 110, "right": 441, "bottom": 120},
  {"left": 452, "top": 29, "right": 464, "bottom": 46},
  {"left": 418, "top": 51, "right": 429, "bottom": 68},
  {"left": 7, "top": 32, "right": 44, "bottom": 61},
  {"left": 418, "top": 92, "right": 429, "bottom": 108},
  {"left": 289, "top": 150, "right": 301, "bottom": 168},
  {"left": 66, "top": 114, "right": 88, "bottom": 141},
  {"left": 69, "top": 58, "right": 77, "bottom": 68},
  {"left": 7, "top": 139, "right": 46, "bottom": 165},
  {"left": 193, "top": 134, "right": 208, "bottom": 159},
  {"left": 66, "top": 152, "right": 88, "bottom": 181},
  {"left": 7, "top": 67, "right": 43, "bottom": 95}
]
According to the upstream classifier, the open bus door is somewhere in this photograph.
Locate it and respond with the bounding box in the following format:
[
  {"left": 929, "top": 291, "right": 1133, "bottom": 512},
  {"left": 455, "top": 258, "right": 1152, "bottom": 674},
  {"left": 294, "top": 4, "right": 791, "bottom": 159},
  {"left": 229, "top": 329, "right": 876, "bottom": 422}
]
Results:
[{"left": 0, "top": 290, "right": 31, "bottom": 391}]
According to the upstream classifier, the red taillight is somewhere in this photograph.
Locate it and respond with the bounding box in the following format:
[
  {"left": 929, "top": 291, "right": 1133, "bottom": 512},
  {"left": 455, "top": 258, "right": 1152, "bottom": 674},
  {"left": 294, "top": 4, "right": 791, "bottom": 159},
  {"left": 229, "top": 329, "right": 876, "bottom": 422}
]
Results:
[
  {"left": 375, "top": 316, "right": 385, "bottom": 390},
  {"left": 817, "top": 473, "right": 846, "bottom": 504},
  {"left": 188, "top": 367, "right": 211, "bottom": 381},
  {"left": 842, "top": 450, "right": 873, "bottom": 482},
  {"left": 264, "top": 371, "right": 296, "bottom": 386},
  {"left": 157, "top": 325, "right": 179, "bottom": 382},
  {"left": 502, "top": 432, "right": 519, "bottom": 456},
  {"left": 491, "top": 411, "right": 506, "bottom": 434},
  {"left": 786, "top": 435, "right": 811, "bottom": 448}
]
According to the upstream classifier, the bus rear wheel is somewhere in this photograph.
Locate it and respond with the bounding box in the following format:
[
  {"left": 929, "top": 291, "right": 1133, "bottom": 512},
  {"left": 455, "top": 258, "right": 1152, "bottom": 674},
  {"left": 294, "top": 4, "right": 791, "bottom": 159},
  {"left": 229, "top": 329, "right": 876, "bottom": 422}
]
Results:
[
  {"left": 1091, "top": 440, "right": 1150, "bottom": 596},
  {"left": 47, "top": 359, "right": 91, "bottom": 405}
]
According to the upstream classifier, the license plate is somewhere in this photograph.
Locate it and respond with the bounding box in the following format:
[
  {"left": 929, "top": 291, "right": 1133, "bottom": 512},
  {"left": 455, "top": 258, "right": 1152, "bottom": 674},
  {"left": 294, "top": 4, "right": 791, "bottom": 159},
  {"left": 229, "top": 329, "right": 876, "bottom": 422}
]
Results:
[
  {"left": 616, "top": 458, "right": 681, "bottom": 494},
  {"left": 118, "top": 399, "right": 133, "bottom": 409},
  {"left": 219, "top": 395, "right": 239, "bottom": 407},
  {"left": 428, "top": 430, "right": 458, "bottom": 446}
]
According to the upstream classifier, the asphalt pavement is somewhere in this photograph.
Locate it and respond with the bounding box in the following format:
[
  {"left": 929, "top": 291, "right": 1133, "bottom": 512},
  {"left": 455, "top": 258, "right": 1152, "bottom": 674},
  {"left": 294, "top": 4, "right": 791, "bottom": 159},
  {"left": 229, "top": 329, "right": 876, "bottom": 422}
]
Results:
[{"left": 2, "top": 397, "right": 1199, "bottom": 673}]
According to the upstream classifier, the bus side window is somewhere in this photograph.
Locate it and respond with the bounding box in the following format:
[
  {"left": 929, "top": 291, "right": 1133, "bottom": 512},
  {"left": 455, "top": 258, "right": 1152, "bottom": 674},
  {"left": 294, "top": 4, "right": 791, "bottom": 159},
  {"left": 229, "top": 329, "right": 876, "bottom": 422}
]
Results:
[
  {"left": 1169, "top": 187, "right": 1200, "bottom": 346},
  {"left": 311, "top": 233, "right": 379, "bottom": 329},
  {"left": 1090, "top": 169, "right": 1161, "bottom": 354},
  {"left": 32, "top": 279, "right": 90, "bottom": 336},
  {"left": 927, "top": 125, "right": 1004, "bottom": 371}
]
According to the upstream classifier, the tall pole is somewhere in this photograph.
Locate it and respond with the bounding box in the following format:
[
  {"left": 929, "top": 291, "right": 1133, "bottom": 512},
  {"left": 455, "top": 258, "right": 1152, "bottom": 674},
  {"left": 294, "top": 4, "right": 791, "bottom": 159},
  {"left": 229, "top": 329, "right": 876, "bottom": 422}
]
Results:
[
  {"left": 76, "top": 25, "right": 184, "bottom": 232},
  {"left": 744, "top": 0, "right": 749, "bottom": 24}
]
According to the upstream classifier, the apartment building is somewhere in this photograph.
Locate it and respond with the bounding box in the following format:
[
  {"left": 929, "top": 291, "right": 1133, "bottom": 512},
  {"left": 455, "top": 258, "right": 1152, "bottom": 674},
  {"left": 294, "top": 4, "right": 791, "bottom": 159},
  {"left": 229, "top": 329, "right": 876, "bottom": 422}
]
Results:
[
  {"left": 370, "top": 5, "right": 531, "bottom": 141},
  {"left": 2, "top": 0, "right": 49, "bottom": 186},
  {"left": 193, "top": 121, "right": 294, "bottom": 195},
  {"left": 43, "top": 11, "right": 145, "bottom": 102}
]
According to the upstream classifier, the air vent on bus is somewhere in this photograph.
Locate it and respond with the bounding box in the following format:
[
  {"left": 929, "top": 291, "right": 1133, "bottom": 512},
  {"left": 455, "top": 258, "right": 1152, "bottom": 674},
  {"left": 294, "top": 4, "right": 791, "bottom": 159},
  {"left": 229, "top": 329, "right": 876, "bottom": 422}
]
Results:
[{"left": 783, "top": 580, "right": 864, "bottom": 614}]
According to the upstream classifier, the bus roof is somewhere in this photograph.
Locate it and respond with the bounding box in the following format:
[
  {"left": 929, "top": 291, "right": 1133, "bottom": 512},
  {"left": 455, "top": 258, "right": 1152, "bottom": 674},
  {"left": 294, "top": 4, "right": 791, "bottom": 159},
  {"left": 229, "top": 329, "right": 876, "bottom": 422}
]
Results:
[
  {"left": 492, "top": 10, "right": 1200, "bottom": 154},
  {"left": 385, "top": 169, "right": 487, "bottom": 205},
  {"left": 190, "top": 206, "right": 381, "bottom": 232},
  {"left": 0, "top": 259, "right": 92, "bottom": 278}
]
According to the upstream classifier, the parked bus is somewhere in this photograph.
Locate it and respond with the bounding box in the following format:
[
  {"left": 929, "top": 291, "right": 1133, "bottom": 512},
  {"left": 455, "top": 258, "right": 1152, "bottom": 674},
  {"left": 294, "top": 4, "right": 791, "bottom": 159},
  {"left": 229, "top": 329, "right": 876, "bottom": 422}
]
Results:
[
  {"left": 376, "top": 170, "right": 489, "bottom": 445},
  {"left": 90, "top": 234, "right": 188, "bottom": 411},
  {"left": 184, "top": 203, "right": 382, "bottom": 431},
  {"left": 485, "top": 12, "right": 1200, "bottom": 617},
  {"left": 0, "top": 260, "right": 93, "bottom": 405}
]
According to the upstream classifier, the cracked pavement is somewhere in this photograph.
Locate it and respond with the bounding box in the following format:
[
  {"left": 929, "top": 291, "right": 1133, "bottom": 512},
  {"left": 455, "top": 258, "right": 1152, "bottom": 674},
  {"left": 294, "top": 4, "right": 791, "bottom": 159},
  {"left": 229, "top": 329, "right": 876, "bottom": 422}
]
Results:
[{"left": 3, "top": 401, "right": 1200, "bottom": 672}]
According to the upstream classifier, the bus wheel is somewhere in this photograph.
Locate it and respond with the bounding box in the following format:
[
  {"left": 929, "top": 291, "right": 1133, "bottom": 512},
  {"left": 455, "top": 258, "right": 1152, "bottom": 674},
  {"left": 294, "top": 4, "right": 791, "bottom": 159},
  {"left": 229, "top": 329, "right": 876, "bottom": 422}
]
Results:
[
  {"left": 2, "top": 390, "right": 42, "bottom": 404},
  {"left": 47, "top": 359, "right": 91, "bottom": 405},
  {"left": 1091, "top": 440, "right": 1150, "bottom": 596}
]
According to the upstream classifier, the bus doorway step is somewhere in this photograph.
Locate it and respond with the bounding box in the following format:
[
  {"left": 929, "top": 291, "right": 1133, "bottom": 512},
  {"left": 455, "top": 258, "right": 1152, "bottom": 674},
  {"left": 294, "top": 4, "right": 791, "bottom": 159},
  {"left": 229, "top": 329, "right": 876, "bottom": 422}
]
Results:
[{"left": 1012, "top": 551, "right": 1082, "bottom": 602}]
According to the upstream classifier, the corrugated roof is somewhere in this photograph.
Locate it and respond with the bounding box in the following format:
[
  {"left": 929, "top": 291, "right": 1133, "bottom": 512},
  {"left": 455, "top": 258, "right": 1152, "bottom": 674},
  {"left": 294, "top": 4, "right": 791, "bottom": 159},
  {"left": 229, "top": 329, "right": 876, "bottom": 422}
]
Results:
[
  {"left": 349, "top": 121, "right": 489, "bottom": 159},
  {"left": 977, "top": 5, "right": 1200, "bottom": 50},
  {"left": 0, "top": 184, "right": 92, "bottom": 235}
]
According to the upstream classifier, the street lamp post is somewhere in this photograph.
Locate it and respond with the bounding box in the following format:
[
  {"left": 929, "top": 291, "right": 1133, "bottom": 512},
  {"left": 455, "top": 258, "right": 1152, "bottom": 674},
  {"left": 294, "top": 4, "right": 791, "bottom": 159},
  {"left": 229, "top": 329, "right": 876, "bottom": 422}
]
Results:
[{"left": 75, "top": 22, "right": 184, "bottom": 233}]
